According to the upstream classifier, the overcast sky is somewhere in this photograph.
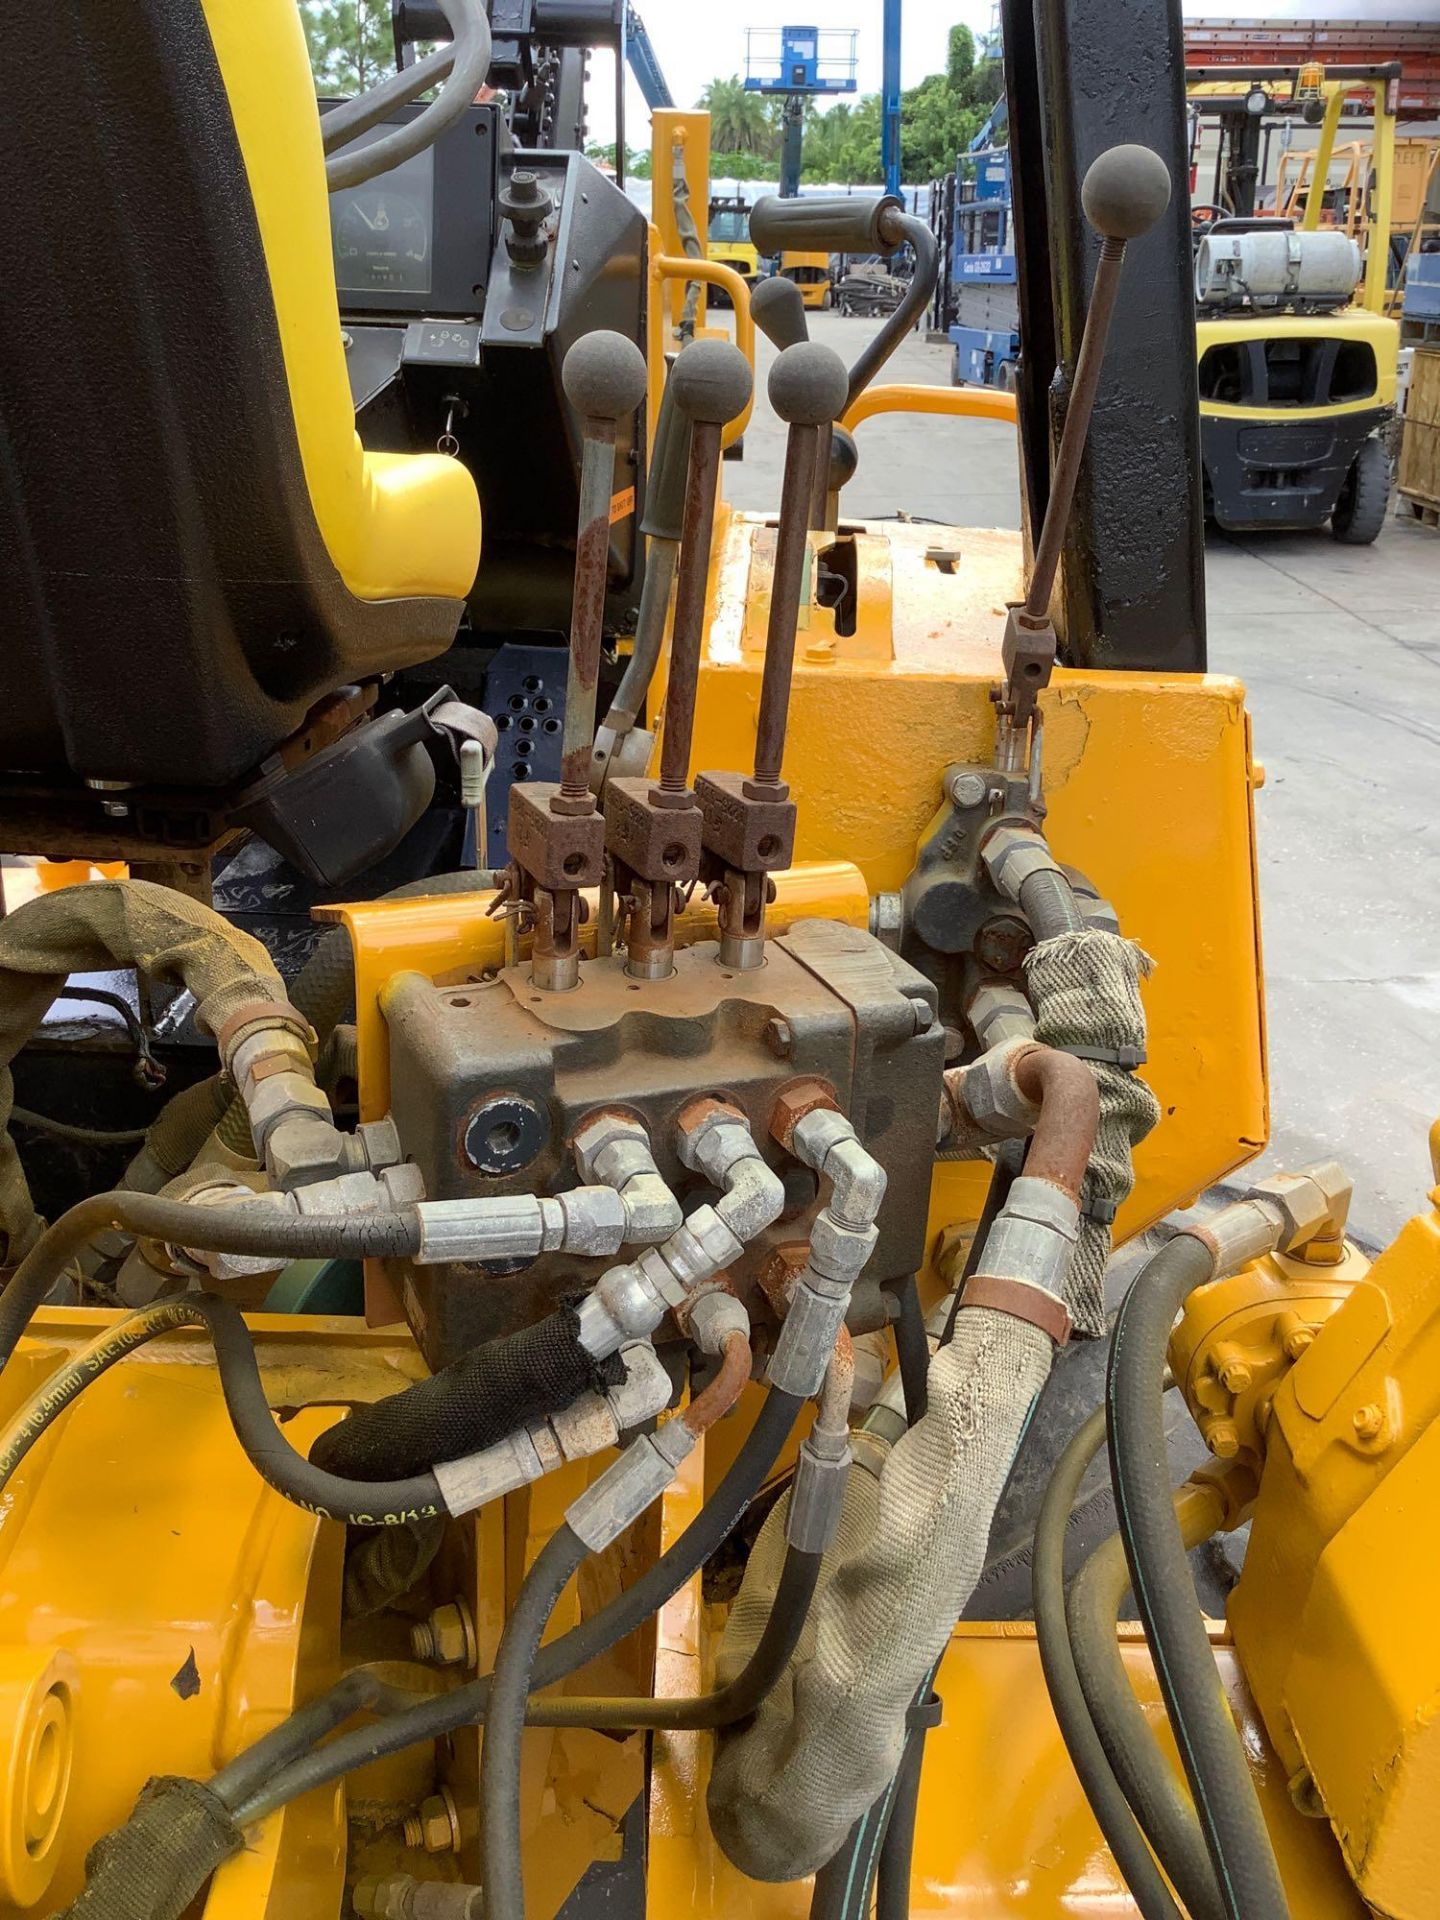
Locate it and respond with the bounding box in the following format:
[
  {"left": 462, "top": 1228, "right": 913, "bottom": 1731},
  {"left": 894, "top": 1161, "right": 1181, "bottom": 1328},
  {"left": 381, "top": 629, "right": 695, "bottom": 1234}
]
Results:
[{"left": 587, "top": 0, "right": 1435, "bottom": 147}]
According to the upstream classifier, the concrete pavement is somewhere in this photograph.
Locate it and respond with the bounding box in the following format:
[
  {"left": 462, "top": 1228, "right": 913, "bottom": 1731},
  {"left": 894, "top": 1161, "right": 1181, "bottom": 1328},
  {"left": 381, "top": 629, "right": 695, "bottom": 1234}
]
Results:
[{"left": 723, "top": 310, "right": 1440, "bottom": 1243}]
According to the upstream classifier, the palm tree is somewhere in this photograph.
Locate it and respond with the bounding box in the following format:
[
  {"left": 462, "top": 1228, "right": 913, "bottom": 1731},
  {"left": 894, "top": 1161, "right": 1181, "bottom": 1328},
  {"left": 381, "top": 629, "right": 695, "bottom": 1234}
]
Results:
[{"left": 698, "top": 76, "right": 772, "bottom": 156}]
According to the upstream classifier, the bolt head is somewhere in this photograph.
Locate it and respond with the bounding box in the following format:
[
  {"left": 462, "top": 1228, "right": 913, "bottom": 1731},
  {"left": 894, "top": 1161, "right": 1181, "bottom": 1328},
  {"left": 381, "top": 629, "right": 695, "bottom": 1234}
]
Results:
[
  {"left": 1205, "top": 1418, "right": 1241, "bottom": 1460},
  {"left": 762, "top": 1016, "right": 793, "bottom": 1059},
  {"left": 1283, "top": 1324, "right": 1315, "bottom": 1361},
  {"left": 948, "top": 770, "right": 988, "bottom": 809},
  {"left": 1352, "top": 1402, "right": 1385, "bottom": 1443},
  {"left": 1218, "top": 1358, "right": 1253, "bottom": 1395}
]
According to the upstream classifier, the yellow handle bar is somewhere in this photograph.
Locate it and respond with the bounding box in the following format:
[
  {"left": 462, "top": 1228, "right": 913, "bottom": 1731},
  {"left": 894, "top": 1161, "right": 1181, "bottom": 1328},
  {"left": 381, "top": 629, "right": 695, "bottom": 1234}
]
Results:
[
  {"left": 647, "top": 252, "right": 757, "bottom": 451},
  {"left": 839, "top": 382, "right": 1017, "bottom": 437}
]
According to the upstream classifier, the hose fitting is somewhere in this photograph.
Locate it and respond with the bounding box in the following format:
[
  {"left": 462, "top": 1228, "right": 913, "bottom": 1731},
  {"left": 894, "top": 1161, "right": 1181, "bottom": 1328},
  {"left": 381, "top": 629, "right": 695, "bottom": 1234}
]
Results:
[
  {"left": 768, "top": 1111, "right": 885, "bottom": 1397},
  {"left": 431, "top": 1341, "right": 672, "bottom": 1517},
  {"left": 573, "top": 1110, "right": 684, "bottom": 1243},
  {"left": 565, "top": 1416, "right": 698, "bottom": 1552}
]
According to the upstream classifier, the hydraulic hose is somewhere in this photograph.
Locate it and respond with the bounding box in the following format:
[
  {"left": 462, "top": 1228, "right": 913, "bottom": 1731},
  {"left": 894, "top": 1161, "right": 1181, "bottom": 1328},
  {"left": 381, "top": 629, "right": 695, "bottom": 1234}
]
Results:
[
  {"left": 874, "top": 1707, "right": 927, "bottom": 1920},
  {"left": 0, "top": 1190, "right": 420, "bottom": 1373},
  {"left": 891, "top": 1274, "right": 929, "bottom": 1425},
  {"left": 523, "top": 1540, "right": 821, "bottom": 1731},
  {"left": 308, "top": 1305, "right": 624, "bottom": 1481},
  {"left": 207, "top": 1667, "right": 425, "bottom": 1814},
  {"left": 0, "top": 1292, "right": 444, "bottom": 1526},
  {"left": 1033, "top": 1409, "right": 1184, "bottom": 1920},
  {"left": 231, "top": 1386, "right": 806, "bottom": 1824},
  {"left": 483, "top": 1524, "right": 591, "bottom": 1920},
  {"left": 1069, "top": 1482, "right": 1228, "bottom": 1920},
  {"left": 1107, "top": 1235, "right": 1289, "bottom": 1920}
]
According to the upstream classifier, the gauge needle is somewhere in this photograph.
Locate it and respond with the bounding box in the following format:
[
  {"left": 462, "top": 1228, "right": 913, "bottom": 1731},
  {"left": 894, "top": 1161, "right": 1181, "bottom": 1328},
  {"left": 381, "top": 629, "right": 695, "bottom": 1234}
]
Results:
[{"left": 352, "top": 204, "right": 378, "bottom": 231}]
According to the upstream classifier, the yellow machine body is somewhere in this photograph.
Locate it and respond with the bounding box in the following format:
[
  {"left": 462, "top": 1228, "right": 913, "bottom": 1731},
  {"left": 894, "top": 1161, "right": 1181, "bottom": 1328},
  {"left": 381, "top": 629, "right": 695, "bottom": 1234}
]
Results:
[
  {"left": 1196, "top": 306, "right": 1400, "bottom": 426},
  {"left": 779, "top": 251, "right": 833, "bottom": 308},
  {"left": 3, "top": 47, "right": 1436, "bottom": 1920},
  {"left": 2, "top": 421, "right": 1428, "bottom": 1920},
  {"left": 1228, "top": 1188, "right": 1440, "bottom": 1918}
]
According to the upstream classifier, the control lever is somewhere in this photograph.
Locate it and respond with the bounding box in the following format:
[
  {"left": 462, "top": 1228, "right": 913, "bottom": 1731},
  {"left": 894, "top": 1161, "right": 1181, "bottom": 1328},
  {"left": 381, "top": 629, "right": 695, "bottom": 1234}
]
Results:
[
  {"left": 750, "top": 275, "right": 811, "bottom": 350},
  {"left": 503, "top": 330, "right": 647, "bottom": 991},
  {"left": 751, "top": 275, "right": 838, "bottom": 532},
  {"left": 695, "top": 342, "right": 849, "bottom": 969},
  {"left": 591, "top": 366, "right": 690, "bottom": 793},
  {"left": 750, "top": 193, "right": 940, "bottom": 413},
  {"left": 997, "top": 145, "right": 1171, "bottom": 771},
  {"left": 602, "top": 343, "right": 752, "bottom": 980}
]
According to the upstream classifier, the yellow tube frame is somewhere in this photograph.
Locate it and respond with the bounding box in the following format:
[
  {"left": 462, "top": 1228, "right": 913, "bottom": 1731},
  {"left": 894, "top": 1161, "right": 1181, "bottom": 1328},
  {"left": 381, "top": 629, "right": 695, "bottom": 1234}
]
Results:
[
  {"left": 646, "top": 249, "right": 757, "bottom": 451},
  {"left": 840, "top": 381, "right": 1018, "bottom": 436}
]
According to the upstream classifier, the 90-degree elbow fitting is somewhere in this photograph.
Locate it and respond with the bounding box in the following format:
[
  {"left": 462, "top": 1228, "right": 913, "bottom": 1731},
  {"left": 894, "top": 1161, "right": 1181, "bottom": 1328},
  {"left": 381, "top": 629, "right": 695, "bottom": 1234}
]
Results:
[
  {"left": 790, "top": 1108, "right": 887, "bottom": 1231},
  {"left": 676, "top": 1100, "right": 787, "bottom": 1244},
  {"left": 573, "top": 1111, "right": 684, "bottom": 1244}
]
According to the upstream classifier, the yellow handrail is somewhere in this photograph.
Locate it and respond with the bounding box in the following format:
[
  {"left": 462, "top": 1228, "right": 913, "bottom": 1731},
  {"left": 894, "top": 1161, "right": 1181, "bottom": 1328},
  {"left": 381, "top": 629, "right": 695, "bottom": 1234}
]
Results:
[
  {"left": 647, "top": 252, "right": 756, "bottom": 451},
  {"left": 839, "top": 381, "right": 1017, "bottom": 437}
]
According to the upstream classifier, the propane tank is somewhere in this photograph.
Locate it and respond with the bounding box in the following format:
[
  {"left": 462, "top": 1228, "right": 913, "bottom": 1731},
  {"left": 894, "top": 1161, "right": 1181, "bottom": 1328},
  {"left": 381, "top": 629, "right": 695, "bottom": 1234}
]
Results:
[{"left": 1195, "top": 228, "right": 1361, "bottom": 309}]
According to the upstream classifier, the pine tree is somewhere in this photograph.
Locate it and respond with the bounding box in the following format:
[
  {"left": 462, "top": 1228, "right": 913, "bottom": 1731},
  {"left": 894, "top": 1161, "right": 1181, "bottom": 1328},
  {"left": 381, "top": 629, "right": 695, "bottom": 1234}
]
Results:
[{"left": 300, "top": 0, "right": 394, "bottom": 95}]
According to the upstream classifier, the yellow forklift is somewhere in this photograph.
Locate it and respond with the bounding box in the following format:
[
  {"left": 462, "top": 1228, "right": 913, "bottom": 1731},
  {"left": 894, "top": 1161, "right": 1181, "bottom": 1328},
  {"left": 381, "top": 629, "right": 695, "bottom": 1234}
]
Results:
[
  {"left": 1, "top": 4, "right": 1439, "bottom": 1920},
  {"left": 1189, "top": 61, "right": 1401, "bottom": 541}
]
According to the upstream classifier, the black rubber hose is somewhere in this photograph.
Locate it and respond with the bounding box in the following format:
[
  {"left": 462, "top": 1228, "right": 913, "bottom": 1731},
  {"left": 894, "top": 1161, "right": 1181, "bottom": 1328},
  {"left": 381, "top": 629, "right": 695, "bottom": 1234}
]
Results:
[
  {"left": 185, "top": 1293, "right": 445, "bottom": 1523},
  {"left": 891, "top": 1273, "right": 929, "bottom": 1425},
  {"left": 232, "top": 1386, "right": 806, "bottom": 1824},
  {"left": 0, "top": 1191, "right": 420, "bottom": 1373},
  {"left": 0, "top": 1288, "right": 444, "bottom": 1525},
  {"left": 524, "top": 1540, "right": 821, "bottom": 1730},
  {"left": 1034, "top": 1409, "right": 1185, "bottom": 1920},
  {"left": 1069, "top": 1516, "right": 1225, "bottom": 1920},
  {"left": 309, "top": 1305, "right": 624, "bottom": 1480},
  {"left": 208, "top": 1667, "right": 425, "bottom": 1813},
  {"left": 483, "top": 1522, "right": 591, "bottom": 1919},
  {"left": 1107, "top": 1235, "right": 1289, "bottom": 1920},
  {"left": 809, "top": 1791, "right": 891, "bottom": 1920},
  {"left": 874, "top": 1711, "right": 926, "bottom": 1920},
  {"left": 940, "top": 1142, "right": 1020, "bottom": 1346}
]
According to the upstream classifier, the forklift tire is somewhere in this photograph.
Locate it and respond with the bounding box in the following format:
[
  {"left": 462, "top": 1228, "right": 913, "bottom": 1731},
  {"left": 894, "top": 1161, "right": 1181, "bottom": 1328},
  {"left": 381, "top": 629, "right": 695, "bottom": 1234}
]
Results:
[{"left": 1330, "top": 436, "right": 1391, "bottom": 545}]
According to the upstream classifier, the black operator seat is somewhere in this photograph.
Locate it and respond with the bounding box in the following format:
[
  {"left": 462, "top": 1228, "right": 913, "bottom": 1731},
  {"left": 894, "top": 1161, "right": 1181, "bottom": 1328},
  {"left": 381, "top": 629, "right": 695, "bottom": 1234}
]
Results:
[{"left": 0, "top": 0, "right": 481, "bottom": 817}]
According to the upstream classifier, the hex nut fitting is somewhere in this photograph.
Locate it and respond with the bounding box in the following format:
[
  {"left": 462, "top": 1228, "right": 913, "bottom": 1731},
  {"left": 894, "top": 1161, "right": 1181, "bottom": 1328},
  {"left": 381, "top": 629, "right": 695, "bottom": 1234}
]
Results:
[
  {"left": 769, "top": 1078, "right": 840, "bottom": 1152},
  {"left": 410, "top": 1599, "right": 478, "bottom": 1669},
  {"left": 1247, "top": 1162, "right": 1352, "bottom": 1253},
  {"left": 674, "top": 1096, "right": 749, "bottom": 1171},
  {"left": 402, "top": 1787, "right": 460, "bottom": 1855},
  {"left": 572, "top": 1108, "right": 649, "bottom": 1183}
]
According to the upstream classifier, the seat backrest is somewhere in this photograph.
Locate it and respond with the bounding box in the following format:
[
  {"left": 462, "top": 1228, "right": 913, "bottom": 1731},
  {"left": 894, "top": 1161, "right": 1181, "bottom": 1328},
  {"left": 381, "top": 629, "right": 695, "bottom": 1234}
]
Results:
[{"left": 0, "top": 0, "right": 478, "bottom": 793}]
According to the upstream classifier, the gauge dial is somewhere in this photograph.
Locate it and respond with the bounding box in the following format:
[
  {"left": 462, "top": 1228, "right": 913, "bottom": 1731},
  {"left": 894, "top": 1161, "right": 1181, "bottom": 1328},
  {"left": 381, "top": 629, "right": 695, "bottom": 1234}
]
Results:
[{"left": 332, "top": 191, "right": 430, "bottom": 294}]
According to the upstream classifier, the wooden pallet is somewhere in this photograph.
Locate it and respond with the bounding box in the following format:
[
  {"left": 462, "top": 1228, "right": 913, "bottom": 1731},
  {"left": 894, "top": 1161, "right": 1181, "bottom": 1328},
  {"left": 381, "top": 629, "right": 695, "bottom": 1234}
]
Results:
[
  {"left": 1398, "top": 347, "right": 1440, "bottom": 518},
  {"left": 1398, "top": 492, "right": 1440, "bottom": 530}
]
